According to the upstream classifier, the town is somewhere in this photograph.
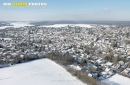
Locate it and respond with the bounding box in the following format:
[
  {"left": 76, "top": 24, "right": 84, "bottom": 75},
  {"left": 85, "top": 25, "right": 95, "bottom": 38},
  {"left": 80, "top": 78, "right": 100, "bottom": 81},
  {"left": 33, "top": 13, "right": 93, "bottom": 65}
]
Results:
[{"left": 0, "top": 24, "right": 130, "bottom": 84}]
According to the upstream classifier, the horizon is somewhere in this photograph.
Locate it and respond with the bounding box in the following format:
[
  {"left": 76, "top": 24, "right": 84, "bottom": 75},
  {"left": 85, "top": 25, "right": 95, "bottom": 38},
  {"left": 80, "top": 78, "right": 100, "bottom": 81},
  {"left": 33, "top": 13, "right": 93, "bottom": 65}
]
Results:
[{"left": 1, "top": 20, "right": 130, "bottom": 22}]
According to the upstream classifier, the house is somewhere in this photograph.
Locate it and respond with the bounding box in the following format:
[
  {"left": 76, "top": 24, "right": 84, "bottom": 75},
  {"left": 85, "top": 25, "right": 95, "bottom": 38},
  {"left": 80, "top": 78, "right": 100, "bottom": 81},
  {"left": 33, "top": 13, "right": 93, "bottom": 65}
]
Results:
[
  {"left": 123, "top": 68, "right": 130, "bottom": 74},
  {"left": 96, "top": 58, "right": 103, "bottom": 65},
  {"left": 20, "top": 55, "right": 24, "bottom": 59},
  {"left": 101, "top": 71, "right": 108, "bottom": 78},
  {"left": 75, "top": 57, "right": 82, "bottom": 64},
  {"left": 69, "top": 65, "right": 81, "bottom": 70},
  {"left": 119, "top": 61, "right": 124, "bottom": 66},
  {"left": 88, "top": 73, "right": 92, "bottom": 77},
  {"left": 105, "top": 62, "right": 113, "bottom": 67}
]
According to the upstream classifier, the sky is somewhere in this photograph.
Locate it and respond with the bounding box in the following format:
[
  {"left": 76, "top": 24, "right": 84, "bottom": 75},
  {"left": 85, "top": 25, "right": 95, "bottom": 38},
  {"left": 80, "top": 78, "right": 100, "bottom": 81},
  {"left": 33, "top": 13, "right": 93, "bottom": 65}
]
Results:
[{"left": 0, "top": 0, "right": 130, "bottom": 21}]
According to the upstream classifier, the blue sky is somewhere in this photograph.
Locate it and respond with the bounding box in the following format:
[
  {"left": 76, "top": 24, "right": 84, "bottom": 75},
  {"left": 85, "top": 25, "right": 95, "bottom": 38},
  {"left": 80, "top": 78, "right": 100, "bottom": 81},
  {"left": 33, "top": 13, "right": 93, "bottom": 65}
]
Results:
[{"left": 0, "top": 0, "right": 130, "bottom": 21}]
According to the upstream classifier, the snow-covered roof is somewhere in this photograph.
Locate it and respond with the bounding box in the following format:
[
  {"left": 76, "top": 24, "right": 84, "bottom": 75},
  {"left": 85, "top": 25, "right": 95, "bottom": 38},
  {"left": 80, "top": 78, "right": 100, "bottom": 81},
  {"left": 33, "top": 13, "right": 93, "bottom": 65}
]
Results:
[
  {"left": 105, "top": 62, "right": 113, "bottom": 66},
  {"left": 69, "top": 65, "right": 81, "bottom": 70}
]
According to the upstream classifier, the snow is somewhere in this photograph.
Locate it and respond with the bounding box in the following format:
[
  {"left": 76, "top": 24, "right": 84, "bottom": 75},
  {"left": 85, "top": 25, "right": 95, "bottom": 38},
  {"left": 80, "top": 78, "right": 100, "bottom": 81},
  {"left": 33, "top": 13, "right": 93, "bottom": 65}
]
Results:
[
  {"left": 74, "top": 24, "right": 93, "bottom": 28},
  {"left": 102, "top": 74, "right": 130, "bottom": 85},
  {"left": 0, "top": 22, "right": 34, "bottom": 29},
  {"left": 39, "top": 24, "right": 93, "bottom": 28},
  {"left": 10, "top": 22, "right": 34, "bottom": 28},
  {"left": 105, "top": 62, "right": 113, "bottom": 66},
  {"left": 69, "top": 65, "right": 81, "bottom": 70},
  {"left": 39, "top": 24, "right": 73, "bottom": 27},
  {"left": 0, "top": 38, "right": 12, "bottom": 40},
  {"left": 0, "top": 23, "right": 93, "bottom": 29},
  {"left": 0, "top": 59, "right": 86, "bottom": 85},
  {"left": 0, "top": 26, "right": 13, "bottom": 29}
]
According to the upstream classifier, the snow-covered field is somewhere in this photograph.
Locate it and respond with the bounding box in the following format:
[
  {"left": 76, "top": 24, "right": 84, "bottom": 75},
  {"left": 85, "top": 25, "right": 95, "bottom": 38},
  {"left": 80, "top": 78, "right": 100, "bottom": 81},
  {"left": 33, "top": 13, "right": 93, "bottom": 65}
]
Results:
[
  {"left": 10, "top": 22, "right": 34, "bottom": 27},
  {"left": 0, "top": 22, "right": 93, "bottom": 29},
  {"left": 102, "top": 74, "right": 130, "bottom": 85},
  {"left": 0, "top": 22, "right": 34, "bottom": 29},
  {"left": 74, "top": 24, "right": 93, "bottom": 28},
  {"left": 39, "top": 24, "right": 93, "bottom": 28},
  {"left": 0, "top": 26, "right": 13, "bottom": 29},
  {"left": 0, "top": 59, "right": 86, "bottom": 85},
  {"left": 0, "top": 38, "right": 12, "bottom": 40}
]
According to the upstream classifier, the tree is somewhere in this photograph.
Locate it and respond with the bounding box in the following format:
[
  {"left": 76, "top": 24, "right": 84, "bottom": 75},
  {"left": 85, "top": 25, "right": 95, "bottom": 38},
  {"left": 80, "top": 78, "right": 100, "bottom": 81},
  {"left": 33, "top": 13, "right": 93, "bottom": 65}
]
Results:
[{"left": 112, "top": 56, "right": 119, "bottom": 65}]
